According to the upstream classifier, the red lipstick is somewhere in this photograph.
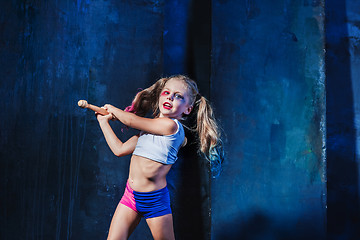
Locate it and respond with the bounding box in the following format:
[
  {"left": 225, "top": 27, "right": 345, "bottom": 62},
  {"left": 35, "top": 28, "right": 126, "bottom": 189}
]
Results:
[{"left": 163, "top": 102, "right": 172, "bottom": 110}]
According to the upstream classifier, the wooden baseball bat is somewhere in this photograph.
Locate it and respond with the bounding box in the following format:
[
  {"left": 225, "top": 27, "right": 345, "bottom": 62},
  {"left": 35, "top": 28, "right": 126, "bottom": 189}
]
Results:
[{"left": 78, "top": 100, "right": 109, "bottom": 115}]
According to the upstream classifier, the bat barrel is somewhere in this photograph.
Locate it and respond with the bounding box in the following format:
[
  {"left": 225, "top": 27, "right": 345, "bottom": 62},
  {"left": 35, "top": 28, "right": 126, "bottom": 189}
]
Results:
[{"left": 78, "top": 100, "right": 109, "bottom": 116}]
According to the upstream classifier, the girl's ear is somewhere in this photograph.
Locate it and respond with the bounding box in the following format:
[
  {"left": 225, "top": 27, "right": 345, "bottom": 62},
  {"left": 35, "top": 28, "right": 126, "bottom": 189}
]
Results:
[{"left": 183, "top": 105, "right": 193, "bottom": 115}]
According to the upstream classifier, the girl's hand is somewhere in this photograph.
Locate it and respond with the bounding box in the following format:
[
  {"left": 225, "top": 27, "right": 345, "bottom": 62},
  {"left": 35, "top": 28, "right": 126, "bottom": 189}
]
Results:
[
  {"left": 103, "top": 104, "right": 116, "bottom": 115},
  {"left": 96, "top": 108, "right": 113, "bottom": 123}
]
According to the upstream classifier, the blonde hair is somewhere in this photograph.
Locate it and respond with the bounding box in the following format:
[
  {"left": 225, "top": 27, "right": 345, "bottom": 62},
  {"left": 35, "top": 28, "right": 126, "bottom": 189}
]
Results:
[{"left": 126, "top": 75, "right": 224, "bottom": 174}]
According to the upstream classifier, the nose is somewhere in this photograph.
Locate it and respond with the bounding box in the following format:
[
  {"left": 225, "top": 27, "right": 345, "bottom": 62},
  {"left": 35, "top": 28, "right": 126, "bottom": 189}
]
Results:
[{"left": 167, "top": 94, "right": 174, "bottom": 101}]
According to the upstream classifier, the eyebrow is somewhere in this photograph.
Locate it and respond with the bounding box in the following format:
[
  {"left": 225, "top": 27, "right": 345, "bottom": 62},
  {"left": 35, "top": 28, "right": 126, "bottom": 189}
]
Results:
[{"left": 162, "top": 88, "right": 185, "bottom": 95}]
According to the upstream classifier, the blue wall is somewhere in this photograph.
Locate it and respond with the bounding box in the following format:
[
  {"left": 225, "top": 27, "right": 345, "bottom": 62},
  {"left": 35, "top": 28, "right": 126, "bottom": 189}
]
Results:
[
  {"left": 0, "top": 0, "right": 210, "bottom": 239},
  {"left": 326, "top": 0, "right": 360, "bottom": 239},
  {"left": 0, "top": 1, "right": 163, "bottom": 239},
  {"left": 1, "top": 0, "right": 360, "bottom": 239},
  {"left": 211, "top": 1, "right": 326, "bottom": 239}
]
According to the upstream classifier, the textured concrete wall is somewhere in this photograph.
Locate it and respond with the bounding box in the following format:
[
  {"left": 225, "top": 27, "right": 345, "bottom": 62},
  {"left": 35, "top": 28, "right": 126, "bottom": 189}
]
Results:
[
  {"left": 211, "top": 1, "right": 326, "bottom": 239},
  {"left": 0, "top": 0, "right": 211, "bottom": 239},
  {"left": 0, "top": 1, "right": 163, "bottom": 239},
  {"left": 4, "top": 0, "right": 360, "bottom": 239},
  {"left": 326, "top": 0, "right": 360, "bottom": 239}
]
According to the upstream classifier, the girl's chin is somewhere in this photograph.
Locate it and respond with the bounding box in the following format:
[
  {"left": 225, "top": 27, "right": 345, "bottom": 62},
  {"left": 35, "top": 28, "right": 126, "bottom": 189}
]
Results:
[{"left": 160, "top": 113, "right": 178, "bottom": 118}]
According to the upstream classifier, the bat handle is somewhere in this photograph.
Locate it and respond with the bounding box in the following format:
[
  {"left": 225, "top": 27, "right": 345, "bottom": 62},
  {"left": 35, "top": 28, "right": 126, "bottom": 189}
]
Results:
[{"left": 88, "top": 104, "right": 109, "bottom": 116}]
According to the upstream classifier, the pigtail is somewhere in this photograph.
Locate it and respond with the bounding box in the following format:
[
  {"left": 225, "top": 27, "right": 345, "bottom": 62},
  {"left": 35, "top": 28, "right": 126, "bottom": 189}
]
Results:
[
  {"left": 125, "top": 78, "right": 168, "bottom": 117},
  {"left": 196, "top": 96, "right": 218, "bottom": 153},
  {"left": 195, "top": 96, "right": 224, "bottom": 178}
]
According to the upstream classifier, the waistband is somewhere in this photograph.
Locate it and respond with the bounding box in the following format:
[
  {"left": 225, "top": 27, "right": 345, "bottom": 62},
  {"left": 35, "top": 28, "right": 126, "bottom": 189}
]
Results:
[{"left": 126, "top": 181, "right": 169, "bottom": 196}]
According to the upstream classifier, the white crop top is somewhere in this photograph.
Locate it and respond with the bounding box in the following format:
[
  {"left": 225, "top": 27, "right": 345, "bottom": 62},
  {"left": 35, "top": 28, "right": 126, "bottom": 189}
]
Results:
[{"left": 132, "top": 119, "right": 185, "bottom": 165}]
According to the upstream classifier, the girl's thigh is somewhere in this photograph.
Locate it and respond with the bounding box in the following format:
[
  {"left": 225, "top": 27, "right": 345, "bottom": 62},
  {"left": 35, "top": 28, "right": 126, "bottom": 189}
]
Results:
[
  {"left": 107, "top": 203, "right": 141, "bottom": 240},
  {"left": 146, "top": 214, "right": 175, "bottom": 240}
]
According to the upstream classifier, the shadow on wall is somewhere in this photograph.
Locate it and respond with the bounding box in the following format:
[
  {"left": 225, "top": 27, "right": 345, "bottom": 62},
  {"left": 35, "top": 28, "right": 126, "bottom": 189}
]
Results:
[
  {"left": 163, "top": 0, "right": 211, "bottom": 239},
  {"left": 214, "top": 210, "right": 326, "bottom": 240},
  {"left": 326, "top": 0, "right": 360, "bottom": 239},
  {"left": 178, "top": 0, "right": 212, "bottom": 238},
  {"left": 185, "top": 0, "right": 211, "bottom": 95},
  {"left": 173, "top": 128, "right": 208, "bottom": 240}
]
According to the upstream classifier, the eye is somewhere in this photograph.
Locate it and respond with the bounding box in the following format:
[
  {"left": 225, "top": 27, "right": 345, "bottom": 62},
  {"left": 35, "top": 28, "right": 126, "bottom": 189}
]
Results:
[
  {"left": 175, "top": 93, "right": 184, "bottom": 100},
  {"left": 161, "top": 91, "right": 170, "bottom": 96}
]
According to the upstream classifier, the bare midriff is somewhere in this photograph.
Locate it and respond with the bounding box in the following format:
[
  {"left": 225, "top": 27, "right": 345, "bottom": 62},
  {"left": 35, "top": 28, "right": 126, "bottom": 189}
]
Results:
[{"left": 128, "top": 155, "right": 172, "bottom": 192}]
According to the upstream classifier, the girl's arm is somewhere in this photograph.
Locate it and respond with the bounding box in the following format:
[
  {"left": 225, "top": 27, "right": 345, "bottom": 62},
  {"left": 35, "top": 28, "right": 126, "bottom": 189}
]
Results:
[
  {"left": 103, "top": 104, "right": 178, "bottom": 136},
  {"left": 97, "top": 113, "right": 139, "bottom": 157}
]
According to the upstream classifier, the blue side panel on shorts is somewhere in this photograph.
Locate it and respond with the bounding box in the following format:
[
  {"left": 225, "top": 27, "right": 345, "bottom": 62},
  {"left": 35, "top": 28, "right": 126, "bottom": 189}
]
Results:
[{"left": 134, "top": 187, "right": 172, "bottom": 219}]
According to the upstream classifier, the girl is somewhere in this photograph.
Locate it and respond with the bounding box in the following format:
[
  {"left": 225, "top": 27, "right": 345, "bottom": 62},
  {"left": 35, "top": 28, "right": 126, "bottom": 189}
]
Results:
[{"left": 96, "top": 75, "right": 223, "bottom": 240}]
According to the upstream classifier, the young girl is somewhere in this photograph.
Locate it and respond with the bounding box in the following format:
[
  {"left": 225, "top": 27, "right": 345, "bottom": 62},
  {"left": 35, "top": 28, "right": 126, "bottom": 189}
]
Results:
[{"left": 96, "top": 75, "right": 223, "bottom": 240}]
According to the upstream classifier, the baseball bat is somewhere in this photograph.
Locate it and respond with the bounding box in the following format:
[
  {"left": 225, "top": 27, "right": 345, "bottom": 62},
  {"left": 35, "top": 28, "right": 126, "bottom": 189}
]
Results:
[{"left": 78, "top": 100, "right": 109, "bottom": 115}]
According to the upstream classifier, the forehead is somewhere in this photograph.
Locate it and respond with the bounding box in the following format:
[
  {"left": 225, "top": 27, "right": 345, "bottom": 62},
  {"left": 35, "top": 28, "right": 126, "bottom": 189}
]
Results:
[{"left": 164, "top": 79, "right": 189, "bottom": 93}]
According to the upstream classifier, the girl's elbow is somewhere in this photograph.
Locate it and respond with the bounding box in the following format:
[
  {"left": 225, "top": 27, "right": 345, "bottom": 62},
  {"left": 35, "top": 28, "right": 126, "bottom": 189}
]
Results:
[
  {"left": 113, "top": 149, "right": 123, "bottom": 157},
  {"left": 111, "top": 142, "right": 125, "bottom": 157},
  {"left": 114, "top": 152, "right": 125, "bottom": 157},
  {"left": 113, "top": 149, "right": 128, "bottom": 157}
]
